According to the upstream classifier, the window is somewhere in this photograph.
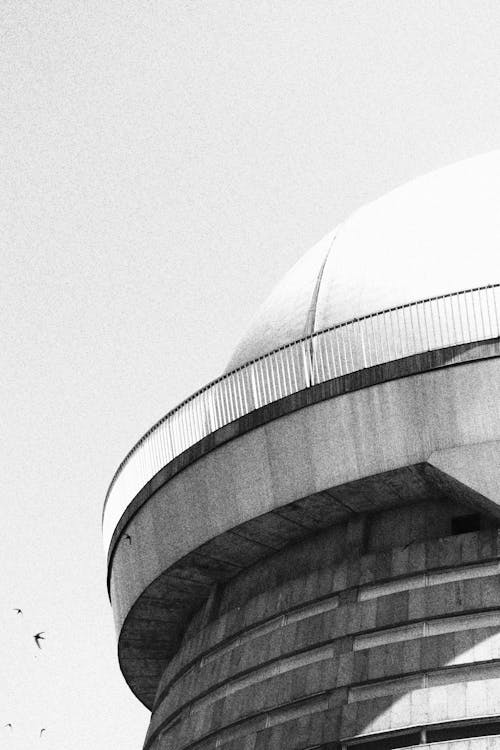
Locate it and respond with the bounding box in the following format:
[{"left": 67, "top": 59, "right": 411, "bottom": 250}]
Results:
[
  {"left": 345, "top": 732, "right": 421, "bottom": 750},
  {"left": 451, "top": 513, "right": 481, "bottom": 535},
  {"left": 427, "top": 720, "right": 500, "bottom": 742},
  {"left": 344, "top": 719, "right": 500, "bottom": 750}
]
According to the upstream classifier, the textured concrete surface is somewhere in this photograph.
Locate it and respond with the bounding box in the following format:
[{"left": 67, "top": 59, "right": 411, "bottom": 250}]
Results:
[
  {"left": 109, "top": 354, "right": 500, "bottom": 708},
  {"left": 143, "top": 510, "right": 500, "bottom": 749},
  {"left": 106, "top": 340, "right": 499, "bottom": 564}
]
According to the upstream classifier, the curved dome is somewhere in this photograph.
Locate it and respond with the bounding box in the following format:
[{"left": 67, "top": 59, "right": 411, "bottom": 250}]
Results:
[{"left": 226, "top": 151, "right": 500, "bottom": 371}]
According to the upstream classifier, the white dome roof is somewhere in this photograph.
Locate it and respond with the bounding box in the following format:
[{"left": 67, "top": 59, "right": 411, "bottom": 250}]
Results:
[{"left": 226, "top": 151, "right": 500, "bottom": 371}]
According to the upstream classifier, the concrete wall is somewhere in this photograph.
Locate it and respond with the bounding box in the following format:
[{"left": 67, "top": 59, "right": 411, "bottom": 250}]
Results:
[
  {"left": 143, "top": 499, "right": 500, "bottom": 749},
  {"left": 111, "top": 357, "right": 500, "bottom": 632},
  {"left": 110, "top": 355, "right": 500, "bottom": 707}
]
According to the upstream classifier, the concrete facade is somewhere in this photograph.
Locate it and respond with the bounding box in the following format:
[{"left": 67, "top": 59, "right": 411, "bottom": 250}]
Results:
[
  {"left": 104, "top": 154, "right": 500, "bottom": 749},
  {"left": 145, "top": 513, "right": 500, "bottom": 750}
]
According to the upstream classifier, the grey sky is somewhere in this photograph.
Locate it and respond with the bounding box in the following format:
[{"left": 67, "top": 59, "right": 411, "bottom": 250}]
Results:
[{"left": 2, "top": 1, "right": 500, "bottom": 747}]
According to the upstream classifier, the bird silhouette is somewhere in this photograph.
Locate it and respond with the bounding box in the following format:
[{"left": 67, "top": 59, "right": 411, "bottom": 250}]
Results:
[
  {"left": 13, "top": 608, "right": 22, "bottom": 615},
  {"left": 40, "top": 728, "right": 46, "bottom": 737},
  {"left": 34, "top": 632, "right": 45, "bottom": 649},
  {"left": 4, "top": 723, "right": 12, "bottom": 729}
]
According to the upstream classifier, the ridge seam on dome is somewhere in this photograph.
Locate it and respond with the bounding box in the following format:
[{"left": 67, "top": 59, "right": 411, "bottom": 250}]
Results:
[{"left": 304, "top": 228, "right": 339, "bottom": 337}]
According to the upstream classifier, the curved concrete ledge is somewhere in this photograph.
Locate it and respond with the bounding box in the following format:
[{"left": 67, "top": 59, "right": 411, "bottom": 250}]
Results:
[
  {"left": 111, "top": 351, "right": 500, "bottom": 707},
  {"left": 107, "top": 339, "right": 500, "bottom": 571},
  {"left": 103, "top": 286, "right": 500, "bottom": 555}
]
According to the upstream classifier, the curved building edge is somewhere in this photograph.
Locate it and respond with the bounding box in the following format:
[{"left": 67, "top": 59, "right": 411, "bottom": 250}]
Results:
[
  {"left": 102, "top": 151, "right": 500, "bottom": 749},
  {"left": 110, "top": 343, "right": 500, "bottom": 708},
  {"left": 103, "top": 284, "right": 500, "bottom": 559}
]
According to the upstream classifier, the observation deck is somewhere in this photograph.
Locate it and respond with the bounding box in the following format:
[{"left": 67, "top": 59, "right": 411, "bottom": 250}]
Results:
[{"left": 104, "top": 284, "right": 500, "bottom": 562}]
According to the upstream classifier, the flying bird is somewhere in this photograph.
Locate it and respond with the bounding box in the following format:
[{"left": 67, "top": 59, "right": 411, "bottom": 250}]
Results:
[
  {"left": 4, "top": 723, "right": 12, "bottom": 729},
  {"left": 13, "top": 608, "right": 22, "bottom": 615},
  {"left": 34, "top": 632, "right": 45, "bottom": 649},
  {"left": 40, "top": 728, "right": 46, "bottom": 737}
]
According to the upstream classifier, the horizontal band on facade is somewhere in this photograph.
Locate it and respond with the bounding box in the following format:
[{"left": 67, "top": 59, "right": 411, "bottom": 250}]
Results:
[
  {"left": 353, "top": 610, "right": 500, "bottom": 651},
  {"left": 154, "top": 554, "right": 500, "bottom": 711},
  {"left": 358, "top": 560, "right": 500, "bottom": 601},
  {"left": 348, "top": 660, "right": 500, "bottom": 703},
  {"left": 343, "top": 718, "right": 500, "bottom": 750},
  {"left": 103, "top": 285, "right": 500, "bottom": 555},
  {"left": 156, "top": 622, "right": 500, "bottom": 741},
  {"left": 106, "top": 337, "right": 500, "bottom": 573},
  {"left": 147, "top": 663, "right": 500, "bottom": 750},
  {"left": 152, "top": 592, "right": 500, "bottom": 737}
]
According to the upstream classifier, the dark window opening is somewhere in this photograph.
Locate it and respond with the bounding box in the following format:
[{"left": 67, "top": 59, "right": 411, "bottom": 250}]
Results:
[
  {"left": 428, "top": 720, "right": 500, "bottom": 742},
  {"left": 344, "top": 719, "right": 500, "bottom": 750},
  {"left": 451, "top": 513, "right": 481, "bottom": 535},
  {"left": 345, "top": 732, "right": 421, "bottom": 750}
]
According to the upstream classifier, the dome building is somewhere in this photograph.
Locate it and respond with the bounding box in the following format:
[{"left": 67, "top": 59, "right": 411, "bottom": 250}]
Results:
[{"left": 104, "top": 152, "right": 500, "bottom": 750}]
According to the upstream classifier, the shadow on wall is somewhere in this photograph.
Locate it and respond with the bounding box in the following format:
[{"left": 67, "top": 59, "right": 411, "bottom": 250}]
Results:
[{"left": 146, "top": 514, "right": 500, "bottom": 750}]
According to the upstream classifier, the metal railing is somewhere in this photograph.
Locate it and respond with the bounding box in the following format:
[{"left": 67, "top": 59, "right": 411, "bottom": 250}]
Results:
[{"left": 103, "top": 285, "right": 500, "bottom": 552}]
